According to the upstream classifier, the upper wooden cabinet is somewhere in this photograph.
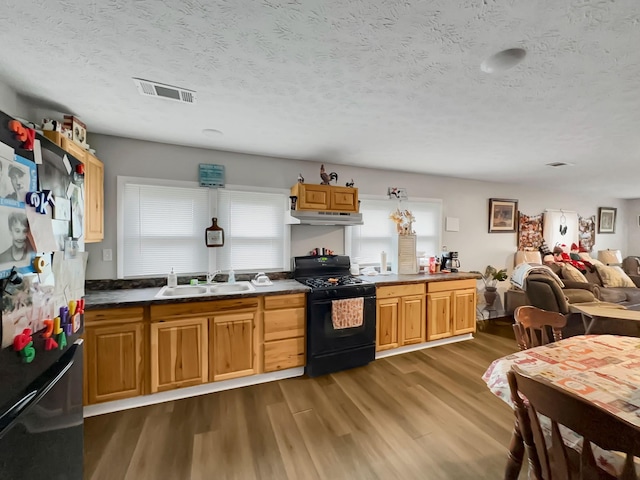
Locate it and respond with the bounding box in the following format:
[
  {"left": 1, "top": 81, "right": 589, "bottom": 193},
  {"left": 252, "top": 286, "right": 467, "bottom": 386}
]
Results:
[
  {"left": 84, "top": 152, "right": 104, "bottom": 243},
  {"left": 42, "top": 131, "right": 104, "bottom": 243},
  {"left": 84, "top": 307, "right": 145, "bottom": 405},
  {"left": 427, "top": 280, "right": 477, "bottom": 341},
  {"left": 291, "top": 183, "right": 358, "bottom": 213}
]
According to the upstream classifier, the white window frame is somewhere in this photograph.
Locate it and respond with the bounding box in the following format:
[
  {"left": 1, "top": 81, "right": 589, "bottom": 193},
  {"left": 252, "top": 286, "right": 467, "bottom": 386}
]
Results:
[
  {"left": 216, "top": 184, "right": 291, "bottom": 273},
  {"left": 345, "top": 194, "right": 443, "bottom": 268},
  {"left": 116, "top": 176, "right": 217, "bottom": 279}
]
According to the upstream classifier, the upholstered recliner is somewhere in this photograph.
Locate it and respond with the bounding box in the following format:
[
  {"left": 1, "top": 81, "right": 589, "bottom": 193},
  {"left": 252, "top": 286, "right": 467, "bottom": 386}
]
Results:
[
  {"left": 622, "top": 256, "right": 640, "bottom": 286},
  {"left": 525, "top": 273, "right": 598, "bottom": 315}
]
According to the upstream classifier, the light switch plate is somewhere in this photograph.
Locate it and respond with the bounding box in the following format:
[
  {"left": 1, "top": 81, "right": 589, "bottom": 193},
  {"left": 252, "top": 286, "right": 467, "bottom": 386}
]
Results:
[{"left": 102, "top": 249, "right": 113, "bottom": 262}]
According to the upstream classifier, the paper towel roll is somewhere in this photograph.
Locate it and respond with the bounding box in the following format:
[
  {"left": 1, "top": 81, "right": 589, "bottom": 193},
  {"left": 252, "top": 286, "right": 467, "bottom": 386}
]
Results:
[{"left": 380, "top": 251, "right": 387, "bottom": 273}]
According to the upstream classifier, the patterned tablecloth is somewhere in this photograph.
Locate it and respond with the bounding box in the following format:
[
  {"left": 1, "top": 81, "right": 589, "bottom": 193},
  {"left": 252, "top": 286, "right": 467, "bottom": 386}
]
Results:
[{"left": 483, "top": 335, "right": 640, "bottom": 474}]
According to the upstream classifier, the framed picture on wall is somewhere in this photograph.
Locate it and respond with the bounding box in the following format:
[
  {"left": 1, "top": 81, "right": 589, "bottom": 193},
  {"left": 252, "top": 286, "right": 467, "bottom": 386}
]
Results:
[
  {"left": 598, "top": 207, "right": 616, "bottom": 234},
  {"left": 488, "top": 198, "right": 518, "bottom": 233}
]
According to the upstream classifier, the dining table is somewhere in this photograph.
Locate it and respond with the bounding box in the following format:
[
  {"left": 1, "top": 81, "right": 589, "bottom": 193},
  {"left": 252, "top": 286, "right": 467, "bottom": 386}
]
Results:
[{"left": 482, "top": 334, "right": 640, "bottom": 479}]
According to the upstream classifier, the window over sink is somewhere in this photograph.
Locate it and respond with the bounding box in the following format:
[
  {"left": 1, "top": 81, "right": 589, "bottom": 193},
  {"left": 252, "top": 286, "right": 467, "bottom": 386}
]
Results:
[{"left": 117, "top": 178, "right": 289, "bottom": 278}]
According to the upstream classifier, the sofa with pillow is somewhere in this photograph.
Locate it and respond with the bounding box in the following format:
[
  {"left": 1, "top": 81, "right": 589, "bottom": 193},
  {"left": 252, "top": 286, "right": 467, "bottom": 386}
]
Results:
[{"left": 548, "top": 260, "right": 640, "bottom": 307}]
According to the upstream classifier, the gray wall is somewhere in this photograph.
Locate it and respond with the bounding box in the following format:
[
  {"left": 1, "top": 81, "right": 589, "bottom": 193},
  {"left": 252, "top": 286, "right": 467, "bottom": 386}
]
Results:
[
  {"left": 85, "top": 133, "right": 628, "bottom": 281},
  {"left": 0, "top": 80, "right": 29, "bottom": 119}
]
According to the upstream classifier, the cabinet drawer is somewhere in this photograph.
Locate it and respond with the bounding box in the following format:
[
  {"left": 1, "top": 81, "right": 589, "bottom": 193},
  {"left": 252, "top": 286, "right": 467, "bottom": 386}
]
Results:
[
  {"left": 264, "top": 293, "right": 306, "bottom": 310},
  {"left": 264, "top": 337, "right": 305, "bottom": 372},
  {"left": 377, "top": 283, "right": 425, "bottom": 298},
  {"left": 264, "top": 308, "right": 305, "bottom": 341},
  {"left": 85, "top": 307, "right": 145, "bottom": 325},
  {"left": 427, "top": 279, "right": 476, "bottom": 293}
]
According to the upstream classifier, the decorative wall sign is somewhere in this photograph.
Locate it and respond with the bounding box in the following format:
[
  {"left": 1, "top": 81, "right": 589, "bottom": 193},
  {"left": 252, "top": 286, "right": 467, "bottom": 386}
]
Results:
[
  {"left": 199, "top": 163, "right": 225, "bottom": 188},
  {"left": 26, "top": 190, "right": 55, "bottom": 214},
  {"left": 8, "top": 120, "right": 35, "bottom": 150},
  {"left": 598, "top": 207, "right": 616, "bottom": 234}
]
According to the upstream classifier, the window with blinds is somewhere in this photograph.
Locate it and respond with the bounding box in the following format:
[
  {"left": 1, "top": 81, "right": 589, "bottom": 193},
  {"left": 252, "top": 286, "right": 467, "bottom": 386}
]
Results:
[
  {"left": 215, "top": 188, "right": 289, "bottom": 272},
  {"left": 119, "top": 180, "right": 211, "bottom": 277},
  {"left": 348, "top": 198, "right": 442, "bottom": 267}
]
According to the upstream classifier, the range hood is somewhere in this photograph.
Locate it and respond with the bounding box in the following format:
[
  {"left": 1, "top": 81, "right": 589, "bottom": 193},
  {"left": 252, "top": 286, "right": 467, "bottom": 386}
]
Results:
[{"left": 286, "top": 210, "right": 363, "bottom": 226}]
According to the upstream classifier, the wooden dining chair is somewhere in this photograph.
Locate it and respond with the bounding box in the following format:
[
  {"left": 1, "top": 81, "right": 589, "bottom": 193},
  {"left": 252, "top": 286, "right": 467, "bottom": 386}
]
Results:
[
  {"left": 508, "top": 366, "right": 640, "bottom": 480},
  {"left": 513, "top": 306, "right": 566, "bottom": 351}
]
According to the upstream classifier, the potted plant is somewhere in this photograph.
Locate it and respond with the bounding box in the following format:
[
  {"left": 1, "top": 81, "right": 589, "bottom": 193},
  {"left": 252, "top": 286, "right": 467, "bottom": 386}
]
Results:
[{"left": 481, "top": 265, "right": 508, "bottom": 306}]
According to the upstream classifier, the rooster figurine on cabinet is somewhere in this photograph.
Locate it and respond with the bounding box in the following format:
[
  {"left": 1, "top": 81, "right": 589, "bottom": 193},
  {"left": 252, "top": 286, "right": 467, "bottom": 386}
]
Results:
[{"left": 320, "top": 164, "right": 338, "bottom": 185}]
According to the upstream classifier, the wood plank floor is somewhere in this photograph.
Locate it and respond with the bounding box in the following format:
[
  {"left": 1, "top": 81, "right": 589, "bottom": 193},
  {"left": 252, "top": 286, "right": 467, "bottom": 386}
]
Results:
[{"left": 85, "top": 323, "right": 523, "bottom": 480}]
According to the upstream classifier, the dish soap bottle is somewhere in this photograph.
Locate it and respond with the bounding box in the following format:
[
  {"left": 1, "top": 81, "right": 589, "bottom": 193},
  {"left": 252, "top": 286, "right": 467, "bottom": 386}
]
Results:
[
  {"left": 167, "top": 268, "right": 177, "bottom": 288},
  {"left": 228, "top": 269, "right": 236, "bottom": 284}
]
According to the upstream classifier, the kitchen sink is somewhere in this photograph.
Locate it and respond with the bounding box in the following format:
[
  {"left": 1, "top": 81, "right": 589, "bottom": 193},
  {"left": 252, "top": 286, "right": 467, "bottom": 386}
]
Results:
[
  {"left": 209, "top": 282, "right": 255, "bottom": 294},
  {"left": 155, "top": 282, "right": 256, "bottom": 299},
  {"left": 156, "top": 285, "right": 209, "bottom": 297}
]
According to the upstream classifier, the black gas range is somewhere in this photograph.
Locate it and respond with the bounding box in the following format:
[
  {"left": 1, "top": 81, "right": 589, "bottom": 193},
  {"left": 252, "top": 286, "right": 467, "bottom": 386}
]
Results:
[{"left": 293, "top": 255, "right": 376, "bottom": 377}]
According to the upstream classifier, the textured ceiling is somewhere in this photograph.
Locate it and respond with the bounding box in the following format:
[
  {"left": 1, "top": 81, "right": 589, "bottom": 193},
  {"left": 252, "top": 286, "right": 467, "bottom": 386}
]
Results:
[{"left": 1, "top": 0, "right": 639, "bottom": 198}]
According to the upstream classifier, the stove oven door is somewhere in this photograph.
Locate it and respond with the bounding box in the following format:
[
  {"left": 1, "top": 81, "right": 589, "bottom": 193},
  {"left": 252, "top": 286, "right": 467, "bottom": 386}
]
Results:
[{"left": 307, "top": 293, "right": 376, "bottom": 357}]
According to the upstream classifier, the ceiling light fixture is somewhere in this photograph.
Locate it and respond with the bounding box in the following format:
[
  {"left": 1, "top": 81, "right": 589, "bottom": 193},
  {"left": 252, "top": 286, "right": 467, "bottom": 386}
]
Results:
[
  {"left": 202, "top": 129, "right": 223, "bottom": 137},
  {"left": 480, "top": 48, "right": 527, "bottom": 74}
]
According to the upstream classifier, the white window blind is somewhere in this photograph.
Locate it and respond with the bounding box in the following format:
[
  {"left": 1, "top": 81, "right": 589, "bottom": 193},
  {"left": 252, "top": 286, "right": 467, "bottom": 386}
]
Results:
[
  {"left": 349, "top": 198, "right": 442, "bottom": 267},
  {"left": 121, "top": 182, "right": 210, "bottom": 277},
  {"left": 216, "top": 189, "right": 288, "bottom": 272}
]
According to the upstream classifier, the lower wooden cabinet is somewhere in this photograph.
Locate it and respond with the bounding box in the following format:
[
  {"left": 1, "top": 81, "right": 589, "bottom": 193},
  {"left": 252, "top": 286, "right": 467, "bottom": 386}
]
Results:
[
  {"left": 427, "top": 280, "right": 477, "bottom": 340},
  {"left": 150, "top": 317, "right": 208, "bottom": 393},
  {"left": 263, "top": 293, "right": 306, "bottom": 372},
  {"left": 210, "top": 311, "right": 257, "bottom": 381},
  {"left": 84, "top": 307, "right": 145, "bottom": 405},
  {"left": 376, "top": 284, "right": 426, "bottom": 352}
]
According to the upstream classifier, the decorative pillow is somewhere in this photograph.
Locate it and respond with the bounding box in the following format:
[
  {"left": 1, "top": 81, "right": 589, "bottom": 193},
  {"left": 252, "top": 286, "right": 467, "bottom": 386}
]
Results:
[
  {"left": 594, "top": 264, "right": 636, "bottom": 288},
  {"left": 561, "top": 263, "right": 588, "bottom": 283}
]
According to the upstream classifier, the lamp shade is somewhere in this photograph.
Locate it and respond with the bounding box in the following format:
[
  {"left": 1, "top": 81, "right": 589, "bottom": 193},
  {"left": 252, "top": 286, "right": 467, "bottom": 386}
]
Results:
[
  {"left": 514, "top": 250, "right": 542, "bottom": 266},
  {"left": 597, "top": 249, "right": 622, "bottom": 265}
]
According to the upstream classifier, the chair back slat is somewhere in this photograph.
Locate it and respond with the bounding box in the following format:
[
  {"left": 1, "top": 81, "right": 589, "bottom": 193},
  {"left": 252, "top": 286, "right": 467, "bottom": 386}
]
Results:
[
  {"left": 508, "top": 367, "right": 640, "bottom": 479},
  {"left": 514, "top": 306, "right": 567, "bottom": 351}
]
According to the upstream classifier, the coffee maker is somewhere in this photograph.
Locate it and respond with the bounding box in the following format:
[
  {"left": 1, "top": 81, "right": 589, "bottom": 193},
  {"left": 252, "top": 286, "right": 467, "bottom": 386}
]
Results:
[{"left": 444, "top": 251, "right": 461, "bottom": 273}]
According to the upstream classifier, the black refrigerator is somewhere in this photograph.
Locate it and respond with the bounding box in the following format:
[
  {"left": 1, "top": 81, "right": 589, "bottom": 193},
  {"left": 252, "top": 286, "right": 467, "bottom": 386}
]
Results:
[{"left": 0, "top": 111, "right": 84, "bottom": 479}]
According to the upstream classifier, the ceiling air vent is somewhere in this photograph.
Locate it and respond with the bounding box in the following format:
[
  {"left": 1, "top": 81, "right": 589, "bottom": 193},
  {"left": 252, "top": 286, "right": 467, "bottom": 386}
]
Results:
[
  {"left": 546, "top": 162, "right": 574, "bottom": 168},
  {"left": 132, "top": 78, "right": 196, "bottom": 104}
]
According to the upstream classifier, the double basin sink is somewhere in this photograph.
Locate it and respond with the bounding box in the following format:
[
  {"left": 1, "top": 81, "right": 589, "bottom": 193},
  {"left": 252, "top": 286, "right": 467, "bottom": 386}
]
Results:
[{"left": 155, "top": 282, "right": 256, "bottom": 299}]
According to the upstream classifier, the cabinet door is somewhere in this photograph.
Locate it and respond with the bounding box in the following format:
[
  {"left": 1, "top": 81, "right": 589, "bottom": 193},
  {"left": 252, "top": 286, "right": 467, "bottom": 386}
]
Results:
[
  {"left": 150, "top": 317, "right": 208, "bottom": 393},
  {"left": 427, "top": 292, "right": 452, "bottom": 340},
  {"left": 329, "top": 186, "right": 358, "bottom": 212},
  {"left": 86, "top": 322, "right": 144, "bottom": 404},
  {"left": 376, "top": 297, "right": 399, "bottom": 351},
  {"left": 452, "top": 288, "right": 477, "bottom": 335},
  {"left": 211, "top": 311, "right": 257, "bottom": 381},
  {"left": 297, "top": 184, "right": 330, "bottom": 210},
  {"left": 400, "top": 295, "right": 426, "bottom": 345},
  {"left": 84, "top": 152, "right": 104, "bottom": 243}
]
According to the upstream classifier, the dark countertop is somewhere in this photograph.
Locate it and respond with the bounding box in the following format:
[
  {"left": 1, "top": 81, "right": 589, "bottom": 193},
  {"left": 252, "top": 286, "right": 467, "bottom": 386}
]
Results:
[
  {"left": 85, "top": 273, "right": 481, "bottom": 310},
  {"left": 357, "top": 271, "right": 481, "bottom": 286},
  {"left": 85, "top": 280, "right": 310, "bottom": 310}
]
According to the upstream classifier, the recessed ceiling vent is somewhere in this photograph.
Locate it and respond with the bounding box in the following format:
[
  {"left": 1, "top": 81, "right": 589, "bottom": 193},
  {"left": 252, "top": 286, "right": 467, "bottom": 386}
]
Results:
[
  {"left": 133, "top": 78, "right": 196, "bottom": 104},
  {"left": 546, "top": 162, "right": 574, "bottom": 168}
]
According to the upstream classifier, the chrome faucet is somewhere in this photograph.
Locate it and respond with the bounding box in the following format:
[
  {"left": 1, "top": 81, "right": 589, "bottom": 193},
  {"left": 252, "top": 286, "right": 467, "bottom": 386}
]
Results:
[{"left": 206, "top": 270, "right": 221, "bottom": 284}]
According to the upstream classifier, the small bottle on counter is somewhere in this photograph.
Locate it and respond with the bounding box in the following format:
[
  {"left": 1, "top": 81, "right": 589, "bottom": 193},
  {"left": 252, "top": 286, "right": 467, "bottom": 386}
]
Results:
[{"left": 167, "top": 268, "right": 177, "bottom": 287}]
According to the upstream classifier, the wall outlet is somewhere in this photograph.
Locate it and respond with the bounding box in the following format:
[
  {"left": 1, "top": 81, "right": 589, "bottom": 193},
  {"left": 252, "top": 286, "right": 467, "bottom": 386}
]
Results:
[{"left": 102, "top": 249, "right": 113, "bottom": 262}]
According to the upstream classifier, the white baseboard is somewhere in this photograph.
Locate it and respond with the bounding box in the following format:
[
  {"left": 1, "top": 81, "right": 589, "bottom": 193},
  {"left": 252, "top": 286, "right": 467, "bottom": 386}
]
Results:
[
  {"left": 83, "top": 367, "right": 305, "bottom": 418},
  {"left": 375, "top": 333, "right": 473, "bottom": 359}
]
